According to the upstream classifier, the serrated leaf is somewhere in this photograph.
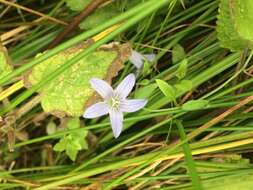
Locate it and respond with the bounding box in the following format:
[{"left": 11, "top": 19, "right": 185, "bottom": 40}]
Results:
[
  {"left": 175, "top": 59, "right": 188, "bottom": 79},
  {"left": 217, "top": 0, "right": 245, "bottom": 51},
  {"left": 25, "top": 43, "right": 131, "bottom": 117},
  {"left": 65, "top": 0, "right": 92, "bottom": 11},
  {"left": 0, "top": 44, "right": 13, "bottom": 79},
  {"left": 182, "top": 100, "right": 209, "bottom": 111},
  {"left": 175, "top": 79, "right": 192, "bottom": 93},
  {"left": 217, "top": 0, "right": 253, "bottom": 51},
  {"left": 79, "top": 5, "right": 120, "bottom": 30},
  {"left": 156, "top": 79, "right": 176, "bottom": 101},
  {"left": 172, "top": 44, "right": 186, "bottom": 64},
  {"left": 234, "top": 0, "right": 253, "bottom": 46}
]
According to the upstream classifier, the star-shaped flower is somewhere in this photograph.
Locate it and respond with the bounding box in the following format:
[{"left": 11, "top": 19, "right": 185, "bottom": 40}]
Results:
[
  {"left": 129, "top": 50, "right": 156, "bottom": 69},
  {"left": 83, "top": 73, "right": 147, "bottom": 138}
]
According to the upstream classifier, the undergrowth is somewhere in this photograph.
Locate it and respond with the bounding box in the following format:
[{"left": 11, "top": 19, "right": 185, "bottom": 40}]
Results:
[{"left": 1, "top": 0, "right": 253, "bottom": 189}]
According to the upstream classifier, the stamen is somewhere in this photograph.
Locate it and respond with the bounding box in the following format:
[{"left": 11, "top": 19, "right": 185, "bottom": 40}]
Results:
[{"left": 108, "top": 95, "right": 121, "bottom": 110}]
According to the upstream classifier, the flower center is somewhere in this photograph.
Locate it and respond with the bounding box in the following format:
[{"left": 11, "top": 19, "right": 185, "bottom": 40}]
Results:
[{"left": 108, "top": 96, "right": 121, "bottom": 110}]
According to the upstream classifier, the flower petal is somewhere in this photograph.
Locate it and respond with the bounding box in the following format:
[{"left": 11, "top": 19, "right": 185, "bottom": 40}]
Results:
[
  {"left": 121, "top": 99, "right": 147, "bottom": 113},
  {"left": 115, "top": 73, "right": 136, "bottom": 99},
  {"left": 83, "top": 102, "right": 109, "bottom": 118},
  {"left": 129, "top": 50, "right": 145, "bottom": 69},
  {"left": 90, "top": 78, "right": 113, "bottom": 99},
  {"left": 143, "top": 53, "right": 156, "bottom": 62},
  {"left": 109, "top": 110, "right": 123, "bottom": 138}
]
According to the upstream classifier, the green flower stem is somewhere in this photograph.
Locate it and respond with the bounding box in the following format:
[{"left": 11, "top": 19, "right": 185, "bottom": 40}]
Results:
[{"left": 13, "top": 99, "right": 252, "bottom": 148}]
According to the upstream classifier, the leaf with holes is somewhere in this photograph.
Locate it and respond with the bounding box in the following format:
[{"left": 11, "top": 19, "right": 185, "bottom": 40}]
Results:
[{"left": 24, "top": 43, "right": 131, "bottom": 117}]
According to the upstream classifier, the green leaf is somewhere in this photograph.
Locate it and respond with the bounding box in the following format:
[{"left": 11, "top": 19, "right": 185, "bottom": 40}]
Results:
[
  {"left": 203, "top": 173, "right": 253, "bottom": 190},
  {"left": 183, "top": 172, "right": 253, "bottom": 190},
  {"left": 65, "top": 0, "right": 92, "bottom": 11},
  {"left": 53, "top": 118, "right": 89, "bottom": 161},
  {"left": 175, "top": 80, "right": 193, "bottom": 93},
  {"left": 79, "top": 5, "right": 120, "bottom": 30},
  {"left": 234, "top": 0, "right": 253, "bottom": 47},
  {"left": 66, "top": 143, "right": 79, "bottom": 161},
  {"left": 138, "top": 79, "right": 150, "bottom": 86},
  {"left": 72, "top": 129, "right": 88, "bottom": 150},
  {"left": 0, "top": 44, "right": 13, "bottom": 79},
  {"left": 143, "top": 61, "right": 151, "bottom": 76},
  {"left": 172, "top": 44, "right": 186, "bottom": 64},
  {"left": 217, "top": 0, "right": 253, "bottom": 51},
  {"left": 182, "top": 100, "right": 209, "bottom": 111},
  {"left": 25, "top": 43, "right": 130, "bottom": 117},
  {"left": 156, "top": 79, "right": 176, "bottom": 101},
  {"left": 78, "top": 133, "right": 88, "bottom": 149},
  {"left": 134, "top": 83, "right": 157, "bottom": 99},
  {"left": 69, "top": 138, "right": 83, "bottom": 150},
  {"left": 175, "top": 59, "right": 188, "bottom": 79},
  {"left": 67, "top": 117, "right": 80, "bottom": 130},
  {"left": 53, "top": 138, "right": 67, "bottom": 152},
  {"left": 78, "top": 136, "right": 88, "bottom": 149},
  {"left": 67, "top": 118, "right": 88, "bottom": 147}
]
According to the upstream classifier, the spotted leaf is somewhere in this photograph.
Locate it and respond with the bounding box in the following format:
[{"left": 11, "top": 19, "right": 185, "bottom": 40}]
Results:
[{"left": 25, "top": 43, "right": 131, "bottom": 117}]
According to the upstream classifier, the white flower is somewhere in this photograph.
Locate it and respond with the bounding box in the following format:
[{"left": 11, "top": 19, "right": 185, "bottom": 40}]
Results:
[
  {"left": 83, "top": 73, "right": 147, "bottom": 138},
  {"left": 129, "top": 50, "right": 156, "bottom": 69}
]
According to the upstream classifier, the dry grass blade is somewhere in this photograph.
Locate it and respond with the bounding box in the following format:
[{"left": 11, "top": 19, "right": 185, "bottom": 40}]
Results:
[
  {"left": 0, "top": 0, "right": 67, "bottom": 25},
  {"left": 47, "top": 0, "right": 110, "bottom": 49}
]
